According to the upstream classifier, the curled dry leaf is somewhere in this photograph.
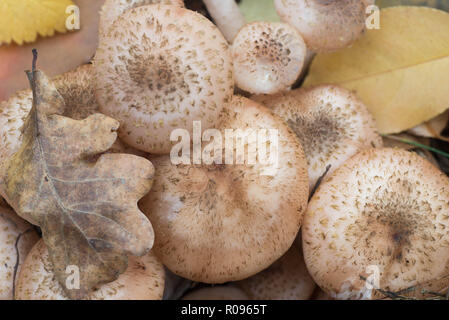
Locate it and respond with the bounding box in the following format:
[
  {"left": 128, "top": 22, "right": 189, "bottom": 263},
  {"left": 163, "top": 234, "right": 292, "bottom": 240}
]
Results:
[
  {"left": 408, "top": 110, "right": 449, "bottom": 141},
  {"left": 0, "top": 60, "right": 155, "bottom": 299},
  {"left": 304, "top": 7, "right": 449, "bottom": 134}
]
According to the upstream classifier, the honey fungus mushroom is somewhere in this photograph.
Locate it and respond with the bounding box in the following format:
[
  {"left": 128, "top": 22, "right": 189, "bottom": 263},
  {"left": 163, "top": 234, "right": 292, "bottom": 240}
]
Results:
[
  {"left": 0, "top": 64, "right": 147, "bottom": 178},
  {"left": 253, "top": 85, "right": 383, "bottom": 190},
  {"left": 0, "top": 206, "right": 39, "bottom": 300},
  {"left": 237, "top": 242, "right": 315, "bottom": 300},
  {"left": 98, "top": 0, "right": 185, "bottom": 36},
  {"left": 140, "top": 96, "right": 309, "bottom": 283},
  {"left": 15, "top": 240, "right": 165, "bottom": 300},
  {"left": 202, "top": 0, "right": 247, "bottom": 42},
  {"left": 182, "top": 285, "right": 249, "bottom": 300},
  {"left": 302, "top": 148, "right": 449, "bottom": 300},
  {"left": 274, "top": 0, "right": 369, "bottom": 52},
  {"left": 94, "top": 5, "right": 234, "bottom": 154},
  {"left": 231, "top": 22, "right": 307, "bottom": 95}
]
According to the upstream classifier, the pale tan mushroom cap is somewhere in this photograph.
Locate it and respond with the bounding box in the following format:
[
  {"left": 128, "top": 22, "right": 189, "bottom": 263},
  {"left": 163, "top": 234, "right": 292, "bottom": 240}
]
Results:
[
  {"left": 15, "top": 240, "right": 165, "bottom": 300},
  {"left": 231, "top": 22, "right": 306, "bottom": 95},
  {"left": 140, "top": 96, "right": 309, "bottom": 283},
  {"left": 237, "top": 242, "right": 315, "bottom": 300},
  {"left": 182, "top": 286, "right": 249, "bottom": 300},
  {"left": 302, "top": 148, "right": 449, "bottom": 300},
  {"left": 0, "top": 206, "right": 39, "bottom": 300},
  {"left": 99, "top": 0, "right": 185, "bottom": 36},
  {"left": 253, "top": 85, "right": 383, "bottom": 191},
  {"left": 274, "top": 0, "right": 367, "bottom": 52},
  {"left": 94, "top": 5, "right": 234, "bottom": 154}
]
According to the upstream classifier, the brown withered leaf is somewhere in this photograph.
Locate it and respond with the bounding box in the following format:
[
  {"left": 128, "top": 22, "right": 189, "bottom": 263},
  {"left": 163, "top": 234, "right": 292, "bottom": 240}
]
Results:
[{"left": 0, "top": 55, "right": 155, "bottom": 299}]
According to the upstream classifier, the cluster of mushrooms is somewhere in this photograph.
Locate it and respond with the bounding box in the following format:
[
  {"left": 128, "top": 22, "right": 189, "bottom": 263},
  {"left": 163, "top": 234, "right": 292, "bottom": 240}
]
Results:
[{"left": 0, "top": 0, "right": 448, "bottom": 300}]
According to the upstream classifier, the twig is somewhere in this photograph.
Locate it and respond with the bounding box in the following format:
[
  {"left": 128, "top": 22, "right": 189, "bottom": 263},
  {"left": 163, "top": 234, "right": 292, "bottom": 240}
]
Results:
[{"left": 309, "top": 164, "right": 331, "bottom": 201}]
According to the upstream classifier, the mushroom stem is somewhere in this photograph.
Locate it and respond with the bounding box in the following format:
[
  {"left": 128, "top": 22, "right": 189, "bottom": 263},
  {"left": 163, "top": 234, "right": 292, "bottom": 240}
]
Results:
[{"left": 202, "top": 0, "right": 246, "bottom": 42}]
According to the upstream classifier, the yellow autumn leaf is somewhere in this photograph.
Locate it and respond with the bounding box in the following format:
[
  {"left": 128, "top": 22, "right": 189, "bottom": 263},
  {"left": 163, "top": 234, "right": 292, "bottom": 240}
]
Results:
[
  {"left": 0, "top": 0, "right": 75, "bottom": 45},
  {"left": 304, "top": 7, "right": 449, "bottom": 134}
]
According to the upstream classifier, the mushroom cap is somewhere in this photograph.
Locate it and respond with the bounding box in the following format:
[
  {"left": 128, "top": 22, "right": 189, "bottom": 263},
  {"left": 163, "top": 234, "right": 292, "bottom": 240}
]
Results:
[
  {"left": 15, "top": 239, "right": 165, "bottom": 300},
  {"left": 237, "top": 242, "right": 315, "bottom": 300},
  {"left": 0, "top": 206, "right": 39, "bottom": 300},
  {"left": 274, "top": 0, "right": 367, "bottom": 52},
  {"left": 231, "top": 22, "right": 306, "bottom": 95},
  {"left": 94, "top": 5, "right": 234, "bottom": 154},
  {"left": 182, "top": 285, "right": 249, "bottom": 300},
  {"left": 140, "top": 96, "right": 309, "bottom": 283},
  {"left": 302, "top": 148, "right": 449, "bottom": 300},
  {"left": 99, "top": 0, "right": 185, "bottom": 36},
  {"left": 253, "top": 85, "right": 383, "bottom": 191}
]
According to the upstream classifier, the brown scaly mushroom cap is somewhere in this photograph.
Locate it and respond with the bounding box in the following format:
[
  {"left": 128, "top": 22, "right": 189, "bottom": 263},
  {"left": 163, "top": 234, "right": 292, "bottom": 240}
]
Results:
[
  {"left": 182, "top": 285, "right": 249, "bottom": 300},
  {"left": 15, "top": 239, "right": 165, "bottom": 300},
  {"left": 0, "top": 64, "right": 147, "bottom": 178},
  {"left": 253, "top": 85, "right": 383, "bottom": 191},
  {"left": 94, "top": 5, "right": 234, "bottom": 154},
  {"left": 99, "top": 0, "right": 185, "bottom": 36},
  {"left": 303, "top": 148, "right": 449, "bottom": 300},
  {"left": 274, "top": 0, "right": 368, "bottom": 53},
  {"left": 237, "top": 242, "right": 316, "bottom": 300},
  {"left": 0, "top": 206, "right": 39, "bottom": 299},
  {"left": 140, "top": 96, "right": 309, "bottom": 283},
  {"left": 231, "top": 22, "right": 307, "bottom": 95}
]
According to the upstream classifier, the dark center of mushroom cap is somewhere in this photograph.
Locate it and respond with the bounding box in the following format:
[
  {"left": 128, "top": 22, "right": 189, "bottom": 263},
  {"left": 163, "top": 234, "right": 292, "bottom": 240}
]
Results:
[
  {"left": 354, "top": 179, "right": 433, "bottom": 264},
  {"left": 253, "top": 31, "right": 292, "bottom": 67},
  {"left": 287, "top": 111, "right": 345, "bottom": 164}
]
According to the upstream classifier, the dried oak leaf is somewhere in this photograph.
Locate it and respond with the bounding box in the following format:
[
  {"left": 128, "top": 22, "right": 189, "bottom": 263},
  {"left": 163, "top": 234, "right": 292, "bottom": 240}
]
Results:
[{"left": 0, "top": 64, "right": 155, "bottom": 299}]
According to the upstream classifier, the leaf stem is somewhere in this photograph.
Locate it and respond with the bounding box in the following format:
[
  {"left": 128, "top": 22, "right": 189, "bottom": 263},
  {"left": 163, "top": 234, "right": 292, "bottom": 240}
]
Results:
[{"left": 383, "top": 134, "right": 449, "bottom": 158}]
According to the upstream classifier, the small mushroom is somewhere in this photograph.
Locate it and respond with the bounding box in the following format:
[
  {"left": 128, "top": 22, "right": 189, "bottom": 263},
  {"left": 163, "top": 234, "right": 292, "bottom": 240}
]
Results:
[
  {"left": 202, "top": 0, "right": 246, "bottom": 42},
  {"left": 0, "top": 206, "right": 39, "bottom": 300},
  {"left": 302, "top": 148, "right": 449, "bottom": 299},
  {"left": 237, "top": 242, "right": 316, "bottom": 300},
  {"left": 274, "top": 0, "right": 368, "bottom": 52},
  {"left": 15, "top": 239, "right": 165, "bottom": 300},
  {"left": 231, "top": 22, "right": 307, "bottom": 95},
  {"left": 94, "top": 5, "right": 234, "bottom": 154},
  {"left": 140, "top": 96, "right": 309, "bottom": 283},
  {"left": 99, "top": 0, "right": 185, "bottom": 36},
  {"left": 253, "top": 85, "right": 383, "bottom": 190},
  {"left": 182, "top": 285, "right": 249, "bottom": 300}
]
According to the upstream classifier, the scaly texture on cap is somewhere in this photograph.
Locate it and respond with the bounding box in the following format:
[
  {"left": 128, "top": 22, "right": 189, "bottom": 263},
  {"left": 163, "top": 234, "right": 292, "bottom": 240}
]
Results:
[
  {"left": 232, "top": 22, "right": 306, "bottom": 95},
  {"left": 253, "top": 85, "right": 383, "bottom": 190},
  {"left": 0, "top": 206, "right": 39, "bottom": 300},
  {"left": 274, "top": 0, "right": 368, "bottom": 52},
  {"left": 237, "top": 242, "right": 315, "bottom": 300},
  {"left": 182, "top": 285, "right": 249, "bottom": 300},
  {"left": 140, "top": 96, "right": 309, "bottom": 283},
  {"left": 303, "top": 148, "right": 449, "bottom": 300},
  {"left": 15, "top": 240, "right": 165, "bottom": 300},
  {"left": 94, "top": 5, "right": 234, "bottom": 154},
  {"left": 99, "top": 0, "right": 185, "bottom": 36}
]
